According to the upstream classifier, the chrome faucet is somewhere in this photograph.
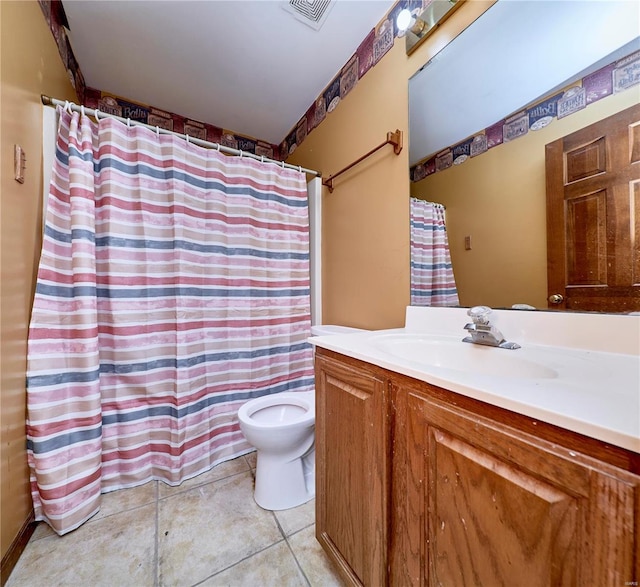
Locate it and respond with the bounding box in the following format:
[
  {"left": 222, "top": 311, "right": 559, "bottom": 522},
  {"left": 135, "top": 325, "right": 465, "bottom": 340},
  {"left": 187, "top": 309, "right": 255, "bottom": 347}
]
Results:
[{"left": 462, "top": 306, "right": 520, "bottom": 349}]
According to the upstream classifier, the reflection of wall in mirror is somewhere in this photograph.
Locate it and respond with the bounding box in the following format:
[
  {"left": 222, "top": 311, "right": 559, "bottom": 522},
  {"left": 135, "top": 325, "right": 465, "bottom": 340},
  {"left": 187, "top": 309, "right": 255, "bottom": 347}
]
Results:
[{"left": 410, "top": 88, "right": 639, "bottom": 310}]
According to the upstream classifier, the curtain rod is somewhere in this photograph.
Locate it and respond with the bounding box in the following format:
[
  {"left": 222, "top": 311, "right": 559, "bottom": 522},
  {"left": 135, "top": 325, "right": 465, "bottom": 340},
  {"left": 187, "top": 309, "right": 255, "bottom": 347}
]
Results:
[
  {"left": 41, "top": 95, "right": 321, "bottom": 178},
  {"left": 410, "top": 197, "right": 445, "bottom": 209}
]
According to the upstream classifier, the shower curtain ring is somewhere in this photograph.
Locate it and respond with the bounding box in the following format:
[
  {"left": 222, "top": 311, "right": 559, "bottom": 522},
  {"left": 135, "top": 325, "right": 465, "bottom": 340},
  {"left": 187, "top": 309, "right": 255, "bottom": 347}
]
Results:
[
  {"left": 239, "top": 150, "right": 243, "bottom": 158},
  {"left": 186, "top": 134, "right": 190, "bottom": 143},
  {"left": 216, "top": 143, "right": 221, "bottom": 152},
  {"left": 127, "top": 118, "right": 131, "bottom": 128},
  {"left": 156, "top": 126, "right": 160, "bottom": 137},
  {"left": 298, "top": 165, "right": 302, "bottom": 173},
  {"left": 281, "top": 160, "right": 285, "bottom": 168},
  {"left": 63, "top": 100, "right": 71, "bottom": 114},
  {"left": 80, "top": 105, "right": 85, "bottom": 117},
  {"left": 260, "top": 156, "right": 265, "bottom": 163}
]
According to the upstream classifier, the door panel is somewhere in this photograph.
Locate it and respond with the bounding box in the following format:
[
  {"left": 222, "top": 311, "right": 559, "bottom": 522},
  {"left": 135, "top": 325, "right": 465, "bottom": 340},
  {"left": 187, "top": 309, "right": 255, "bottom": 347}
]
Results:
[
  {"left": 566, "top": 190, "right": 607, "bottom": 285},
  {"left": 546, "top": 103, "right": 640, "bottom": 312},
  {"left": 565, "top": 137, "right": 606, "bottom": 183},
  {"left": 634, "top": 180, "right": 640, "bottom": 282}
]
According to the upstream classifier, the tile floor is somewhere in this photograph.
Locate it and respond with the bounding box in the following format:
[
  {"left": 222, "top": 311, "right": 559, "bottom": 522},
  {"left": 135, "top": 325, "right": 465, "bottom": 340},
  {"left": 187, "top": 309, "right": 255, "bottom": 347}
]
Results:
[{"left": 6, "top": 452, "right": 345, "bottom": 587}]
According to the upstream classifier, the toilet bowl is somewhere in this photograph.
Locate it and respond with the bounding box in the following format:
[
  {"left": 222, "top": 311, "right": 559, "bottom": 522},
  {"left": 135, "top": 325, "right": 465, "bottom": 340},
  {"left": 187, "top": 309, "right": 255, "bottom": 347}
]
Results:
[
  {"left": 239, "top": 391, "right": 315, "bottom": 510},
  {"left": 238, "top": 324, "right": 365, "bottom": 511}
]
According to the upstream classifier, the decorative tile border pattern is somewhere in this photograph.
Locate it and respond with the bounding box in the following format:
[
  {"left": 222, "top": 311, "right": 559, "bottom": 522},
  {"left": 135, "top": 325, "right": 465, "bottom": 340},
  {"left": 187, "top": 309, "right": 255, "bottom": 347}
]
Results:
[
  {"left": 38, "top": 0, "right": 87, "bottom": 102},
  {"left": 39, "top": 0, "right": 426, "bottom": 159},
  {"left": 37, "top": 0, "right": 281, "bottom": 158},
  {"left": 279, "top": 0, "right": 424, "bottom": 157},
  {"left": 81, "top": 88, "right": 279, "bottom": 159},
  {"left": 410, "top": 48, "right": 640, "bottom": 182},
  {"left": 37, "top": 0, "right": 640, "bottom": 172}
]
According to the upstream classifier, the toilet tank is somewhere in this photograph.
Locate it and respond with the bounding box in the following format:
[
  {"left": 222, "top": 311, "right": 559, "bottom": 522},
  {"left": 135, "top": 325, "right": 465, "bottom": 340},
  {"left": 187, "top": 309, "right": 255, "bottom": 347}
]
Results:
[{"left": 310, "top": 325, "right": 366, "bottom": 336}]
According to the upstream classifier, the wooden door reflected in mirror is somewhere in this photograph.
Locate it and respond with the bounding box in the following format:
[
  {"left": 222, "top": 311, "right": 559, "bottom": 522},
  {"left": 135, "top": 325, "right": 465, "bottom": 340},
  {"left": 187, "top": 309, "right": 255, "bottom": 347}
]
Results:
[{"left": 546, "top": 103, "right": 640, "bottom": 313}]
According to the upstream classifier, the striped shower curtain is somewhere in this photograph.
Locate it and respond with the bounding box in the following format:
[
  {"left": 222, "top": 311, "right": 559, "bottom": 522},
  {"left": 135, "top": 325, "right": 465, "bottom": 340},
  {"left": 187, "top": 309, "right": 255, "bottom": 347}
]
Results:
[
  {"left": 410, "top": 197, "right": 459, "bottom": 306},
  {"left": 26, "top": 108, "right": 314, "bottom": 535}
]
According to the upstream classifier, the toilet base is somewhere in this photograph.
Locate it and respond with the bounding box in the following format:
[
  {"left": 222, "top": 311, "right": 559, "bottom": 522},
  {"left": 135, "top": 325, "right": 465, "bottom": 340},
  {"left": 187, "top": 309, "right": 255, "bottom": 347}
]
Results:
[{"left": 253, "top": 448, "right": 315, "bottom": 511}]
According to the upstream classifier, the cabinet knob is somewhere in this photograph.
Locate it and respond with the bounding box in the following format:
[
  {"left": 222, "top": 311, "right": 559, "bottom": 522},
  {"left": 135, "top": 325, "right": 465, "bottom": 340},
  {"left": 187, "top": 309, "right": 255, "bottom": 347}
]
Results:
[{"left": 548, "top": 294, "right": 564, "bottom": 304}]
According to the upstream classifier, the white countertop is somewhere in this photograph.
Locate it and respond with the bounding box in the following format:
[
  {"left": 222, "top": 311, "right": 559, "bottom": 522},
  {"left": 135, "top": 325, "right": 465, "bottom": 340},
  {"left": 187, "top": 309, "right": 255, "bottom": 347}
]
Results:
[{"left": 310, "top": 307, "right": 640, "bottom": 454}]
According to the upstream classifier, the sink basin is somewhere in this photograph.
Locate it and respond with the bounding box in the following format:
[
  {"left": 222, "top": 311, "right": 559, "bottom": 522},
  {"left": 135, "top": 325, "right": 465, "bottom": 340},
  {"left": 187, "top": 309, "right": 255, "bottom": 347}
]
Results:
[{"left": 368, "top": 333, "right": 558, "bottom": 379}]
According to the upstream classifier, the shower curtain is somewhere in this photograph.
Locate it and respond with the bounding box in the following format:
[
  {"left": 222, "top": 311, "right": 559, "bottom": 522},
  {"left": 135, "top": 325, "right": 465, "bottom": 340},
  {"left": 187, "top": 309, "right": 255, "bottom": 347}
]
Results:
[
  {"left": 410, "top": 197, "right": 459, "bottom": 306},
  {"left": 26, "top": 108, "right": 314, "bottom": 535}
]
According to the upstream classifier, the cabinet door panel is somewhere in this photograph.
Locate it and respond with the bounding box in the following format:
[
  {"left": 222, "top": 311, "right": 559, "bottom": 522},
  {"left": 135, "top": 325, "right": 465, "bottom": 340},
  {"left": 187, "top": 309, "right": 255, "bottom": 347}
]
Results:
[
  {"left": 394, "top": 386, "right": 640, "bottom": 587},
  {"left": 586, "top": 473, "right": 639, "bottom": 582},
  {"left": 428, "top": 428, "right": 578, "bottom": 586},
  {"left": 315, "top": 355, "right": 387, "bottom": 587}
]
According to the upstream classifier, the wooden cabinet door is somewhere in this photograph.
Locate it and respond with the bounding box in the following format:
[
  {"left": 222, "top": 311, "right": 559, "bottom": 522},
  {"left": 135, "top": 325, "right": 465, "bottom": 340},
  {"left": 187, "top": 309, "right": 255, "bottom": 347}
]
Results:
[
  {"left": 546, "top": 103, "right": 640, "bottom": 312},
  {"left": 393, "top": 384, "right": 640, "bottom": 586},
  {"left": 315, "top": 353, "right": 388, "bottom": 587}
]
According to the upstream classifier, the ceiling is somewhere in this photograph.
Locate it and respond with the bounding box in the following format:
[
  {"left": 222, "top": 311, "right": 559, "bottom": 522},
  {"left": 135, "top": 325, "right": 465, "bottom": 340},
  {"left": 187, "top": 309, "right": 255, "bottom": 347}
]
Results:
[{"left": 62, "top": 0, "right": 396, "bottom": 146}]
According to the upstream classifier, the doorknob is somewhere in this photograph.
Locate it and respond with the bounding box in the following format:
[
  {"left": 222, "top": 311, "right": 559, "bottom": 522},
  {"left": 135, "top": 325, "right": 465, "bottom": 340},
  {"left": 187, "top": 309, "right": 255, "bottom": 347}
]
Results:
[{"left": 548, "top": 294, "right": 564, "bottom": 304}]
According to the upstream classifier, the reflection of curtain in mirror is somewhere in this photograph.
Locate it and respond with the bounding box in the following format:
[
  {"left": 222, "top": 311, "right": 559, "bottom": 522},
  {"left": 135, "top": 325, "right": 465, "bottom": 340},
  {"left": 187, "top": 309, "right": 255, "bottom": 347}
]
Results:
[{"left": 410, "top": 197, "right": 459, "bottom": 306}]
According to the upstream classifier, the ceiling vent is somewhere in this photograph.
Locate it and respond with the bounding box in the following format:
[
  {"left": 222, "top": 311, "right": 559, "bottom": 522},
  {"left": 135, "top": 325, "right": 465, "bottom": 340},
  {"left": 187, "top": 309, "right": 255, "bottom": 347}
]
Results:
[{"left": 282, "top": 0, "right": 335, "bottom": 31}]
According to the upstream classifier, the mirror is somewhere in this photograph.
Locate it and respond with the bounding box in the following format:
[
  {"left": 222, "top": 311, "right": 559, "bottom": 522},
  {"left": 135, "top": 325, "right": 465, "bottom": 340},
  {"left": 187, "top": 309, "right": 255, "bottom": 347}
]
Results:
[{"left": 408, "top": 0, "right": 640, "bottom": 311}]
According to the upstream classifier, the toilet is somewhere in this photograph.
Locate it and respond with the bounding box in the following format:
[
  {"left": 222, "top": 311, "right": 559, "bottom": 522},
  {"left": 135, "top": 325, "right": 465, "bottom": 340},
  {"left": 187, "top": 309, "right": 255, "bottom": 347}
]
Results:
[{"left": 238, "top": 324, "right": 365, "bottom": 510}]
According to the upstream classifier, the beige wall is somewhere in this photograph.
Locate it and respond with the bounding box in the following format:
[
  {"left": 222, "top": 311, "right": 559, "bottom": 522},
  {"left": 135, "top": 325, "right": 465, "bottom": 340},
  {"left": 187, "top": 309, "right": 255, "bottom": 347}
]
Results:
[
  {"left": 287, "top": 2, "right": 495, "bottom": 329},
  {"left": 412, "top": 89, "right": 638, "bottom": 309},
  {"left": 1, "top": 0, "right": 76, "bottom": 561}
]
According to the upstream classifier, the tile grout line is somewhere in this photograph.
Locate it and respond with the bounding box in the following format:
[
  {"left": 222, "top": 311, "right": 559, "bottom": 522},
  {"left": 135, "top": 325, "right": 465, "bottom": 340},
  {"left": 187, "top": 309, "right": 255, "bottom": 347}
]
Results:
[
  {"left": 156, "top": 469, "right": 250, "bottom": 502},
  {"left": 155, "top": 454, "right": 254, "bottom": 501},
  {"left": 154, "top": 481, "right": 160, "bottom": 587},
  {"left": 271, "top": 510, "right": 287, "bottom": 540},
  {"left": 272, "top": 511, "right": 315, "bottom": 587},
  {"left": 284, "top": 534, "right": 313, "bottom": 587},
  {"left": 188, "top": 538, "right": 288, "bottom": 587}
]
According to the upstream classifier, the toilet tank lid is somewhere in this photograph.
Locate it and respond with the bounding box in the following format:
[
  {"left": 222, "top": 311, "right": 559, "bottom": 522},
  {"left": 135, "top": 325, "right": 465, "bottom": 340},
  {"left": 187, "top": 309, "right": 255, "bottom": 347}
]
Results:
[{"left": 311, "top": 325, "right": 366, "bottom": 336}]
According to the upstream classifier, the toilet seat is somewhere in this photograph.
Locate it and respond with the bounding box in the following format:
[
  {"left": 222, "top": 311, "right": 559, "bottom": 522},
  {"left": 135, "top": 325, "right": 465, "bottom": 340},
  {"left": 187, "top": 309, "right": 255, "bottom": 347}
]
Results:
[{"left": 238, "top": 392, "right": 314, "bottom": 429}]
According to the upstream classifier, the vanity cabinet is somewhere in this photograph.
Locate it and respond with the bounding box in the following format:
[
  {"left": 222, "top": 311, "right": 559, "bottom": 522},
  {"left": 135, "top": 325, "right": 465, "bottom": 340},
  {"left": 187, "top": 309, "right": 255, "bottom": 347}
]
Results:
[
  {"left": 314, "top": 347, "right": 640, "bottom": 587},
  {"left": 314, "top": 351, "right": 389, "bottom": 586}
]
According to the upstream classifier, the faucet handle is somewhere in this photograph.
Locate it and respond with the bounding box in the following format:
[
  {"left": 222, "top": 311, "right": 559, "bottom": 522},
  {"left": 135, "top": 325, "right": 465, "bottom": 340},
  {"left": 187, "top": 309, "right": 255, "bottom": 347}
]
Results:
[{"left": 467, "top": 305, "right": 492, "bottom": 325}]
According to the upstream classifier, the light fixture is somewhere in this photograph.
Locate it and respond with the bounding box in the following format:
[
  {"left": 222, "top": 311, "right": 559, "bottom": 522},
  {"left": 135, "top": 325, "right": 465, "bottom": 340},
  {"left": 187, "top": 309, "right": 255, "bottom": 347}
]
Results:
[{"left": 396, "top": 8, "right": 428, "bottom": 38}]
